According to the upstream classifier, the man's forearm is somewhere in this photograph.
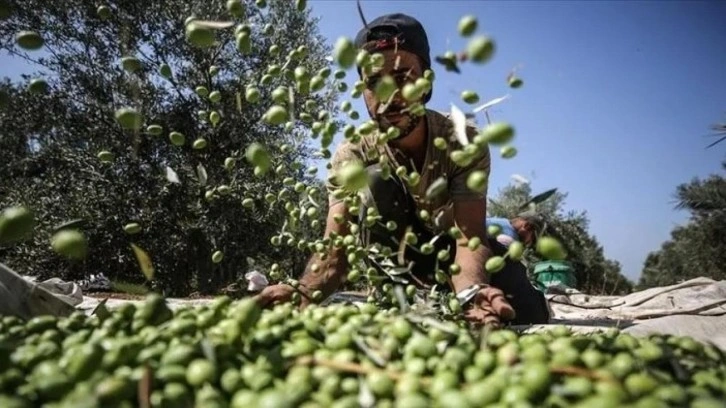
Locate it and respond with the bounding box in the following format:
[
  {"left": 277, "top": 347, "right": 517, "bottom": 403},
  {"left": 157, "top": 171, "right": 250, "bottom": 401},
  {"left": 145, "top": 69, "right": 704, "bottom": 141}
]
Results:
[
  {"left": 451, "top": 244, "right": 492, "bottom": 293},
  {"left": 299, "top": 246, "right": 348, "bottom": 298}
]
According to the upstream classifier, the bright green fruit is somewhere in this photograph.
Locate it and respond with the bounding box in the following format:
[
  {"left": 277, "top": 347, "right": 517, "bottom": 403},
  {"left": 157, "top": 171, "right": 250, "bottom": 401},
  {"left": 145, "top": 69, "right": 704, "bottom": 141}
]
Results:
[
  {"left": 500, "top": 145, "right": 517, "bottom": 159},
  {"left": 195, "top": 86, "right": 209, "bottom": 98},
  {"left": 169, "top": 131, "right": 185, "bottom": 146},
  {"left": 485, "top": 256, "right": 506, "bottom": 273},
  {"left": 0, "top": 206, "right": 34, "bottom": 244},
  {"left": 16, "top": 31, "right": 44, "bottom": 50},
  {"left": 263, "top": 105, "right": 288, "bottom": 125},
  {"left": 159, "top": 64, "right": 172, "bottom": 78},
  {"left": 536, "top": 236, "right": 567, "bottom": 260},
  {"left": 479, "top": 122, "right": 514, "bottom": 145},
  {"left": 227, "top": 0, "right": 244, "bottom": 17},
  {"left": 147, "top": 124, "right": 163, "bottom": 135},
  {"left": 236, "top": 32, "right": 251, "bottom": 54},
  {"left": 185, "top": 22, "right": 215, "bottom": 48},
  {"left": 245, "top": 142, "right": 271, "bottom": 173},
  {"left": 97, "top": 151, "right": 114, "bottom": 163},
  {"left": 121, "top": 56, "right": 141, "bottom": 72},
  {"left": 333, "top": 37, "right": 356, "bottom": 69},
  {"left": 466, "top": 171, "right": 488, "bottom": 193},
  {"left": 488, "top": 224, "right": 502, "bottom": 236},
  {"left": 507, "top": 241, "right": 525, "bottom": 261},
  {"left": 97, "top": 5, "right": 111, "bottom": 20},
  {"left": 123, "top": 223, "right": 141, "bottom": 235},
  {"left": 114, "top": 108, "right": 143, "bottom": 130},
  {"left": 245, "top": 86, "right": 260, "bottom": 103},
  {"left": 458, "top": 15, "right": 478, "bottom": 37},
  {"left": 193, "top": 138, "right": 208, "bottom": 150},
  {"left": 461, "top": 90, "right": 479, "bottom": 104},
  {"left": 336, "top": 161, "right": 368, "bottom": 191},
  {"left": 212, "top": 250, "right": 224, "bottom": 263},
  {"left": 51, "top": 229, "right": 88, "bottom": 260},
  {"left": 467, "top": 36, "right": 495, "bottom": 63},
  {"left": 28, "top": 78, "right": 49, "bottom": 94}
]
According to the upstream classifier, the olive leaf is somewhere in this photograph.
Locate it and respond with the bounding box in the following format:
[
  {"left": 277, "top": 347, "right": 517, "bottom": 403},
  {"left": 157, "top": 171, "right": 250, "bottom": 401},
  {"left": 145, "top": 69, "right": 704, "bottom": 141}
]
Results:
[
  {"left": 472, "top": 94, "right": 510, "bottom": 114},
  {"left": 425, "top": 177, "right": 447, "bottom": 200},
  {"left": 190, "top": 20, "right": 235, "bottom": 29},
  {"left": 131, "top": 243, "right": 154, "bottom": 281},
  {"left": 165, "top": 166, "right": 180, "bottom": 184},
  {"left": 450, "top": 103, "right": 469, "bottom": 146},
  {"left": 91, "top": 297, "right": 111, "bottom": 321},
  {"left": 196, "top": 163, "right": 208, "bottom": 186}
]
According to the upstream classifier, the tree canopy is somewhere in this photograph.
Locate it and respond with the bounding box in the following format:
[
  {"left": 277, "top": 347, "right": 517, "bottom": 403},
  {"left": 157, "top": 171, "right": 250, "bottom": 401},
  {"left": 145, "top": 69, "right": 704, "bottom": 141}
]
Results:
[
  {"left": 0, "top": 0, "right": 336, "bottom": 296},
  {"left": 488, "top": 182, "right": 633, "bottom": 295},
  {"left": 639, "top": 160, "right": 726, "bottom": 289}
]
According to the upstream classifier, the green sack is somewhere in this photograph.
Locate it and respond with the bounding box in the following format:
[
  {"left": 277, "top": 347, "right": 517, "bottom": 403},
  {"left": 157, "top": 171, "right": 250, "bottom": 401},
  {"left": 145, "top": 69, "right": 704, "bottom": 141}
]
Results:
[{"left": 532, "top": 260, "right": 576, "bottom": 291}]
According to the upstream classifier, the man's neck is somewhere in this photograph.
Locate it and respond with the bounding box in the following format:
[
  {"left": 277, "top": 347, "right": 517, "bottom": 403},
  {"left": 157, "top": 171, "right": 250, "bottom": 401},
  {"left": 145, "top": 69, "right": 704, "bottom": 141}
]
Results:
[{"left": 389, "top": 115, "right": 428, "bottom": 171}]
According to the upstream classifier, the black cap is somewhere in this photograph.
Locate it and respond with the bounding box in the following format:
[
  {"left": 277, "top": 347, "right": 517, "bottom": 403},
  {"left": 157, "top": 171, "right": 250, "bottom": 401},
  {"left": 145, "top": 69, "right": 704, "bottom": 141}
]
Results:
[{"left": 354, "top": 13, "right": 432, "bottom": 103}]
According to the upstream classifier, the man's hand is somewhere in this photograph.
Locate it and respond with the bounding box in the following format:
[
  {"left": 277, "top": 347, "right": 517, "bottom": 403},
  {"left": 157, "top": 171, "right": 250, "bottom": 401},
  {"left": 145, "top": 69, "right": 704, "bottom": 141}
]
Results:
[
  {"left": 463, "top": 285, "right": 516, "bottom": 327},
  {"left": 254, "top": 284, "right": 309, "bottom": 308}
]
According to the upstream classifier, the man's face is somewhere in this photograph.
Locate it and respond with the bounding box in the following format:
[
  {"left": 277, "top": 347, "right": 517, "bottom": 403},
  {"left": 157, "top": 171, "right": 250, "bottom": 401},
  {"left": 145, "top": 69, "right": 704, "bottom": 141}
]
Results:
[
  {"left": 512, "top": 217, "right": 535, "bottom": 246},
  {"left": 361, "top": 49, "right": 425, "bottom": 137}
]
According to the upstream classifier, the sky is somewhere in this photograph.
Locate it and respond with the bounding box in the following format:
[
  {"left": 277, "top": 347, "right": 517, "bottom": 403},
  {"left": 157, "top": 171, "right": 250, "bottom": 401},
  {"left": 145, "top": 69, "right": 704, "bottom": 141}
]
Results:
[
  {"left": 2, "top": 1, "right": 725, "bottom": 282},
  {"left": 303, "top": 0, "right": 726, "bottom": 281}
]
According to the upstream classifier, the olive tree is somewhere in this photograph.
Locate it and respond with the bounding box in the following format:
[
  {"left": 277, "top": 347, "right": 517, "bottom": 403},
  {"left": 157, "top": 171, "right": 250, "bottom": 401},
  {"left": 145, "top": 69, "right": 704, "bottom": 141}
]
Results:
[{"left": 0, "top": 0, "right": 336, "bottom": 295}]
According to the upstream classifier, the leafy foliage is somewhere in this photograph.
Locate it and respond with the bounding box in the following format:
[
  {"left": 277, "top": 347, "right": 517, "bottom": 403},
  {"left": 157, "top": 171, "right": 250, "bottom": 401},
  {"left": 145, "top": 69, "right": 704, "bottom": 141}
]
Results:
[
  {"left": 0, "top": 0, "right": 335, "bottom": 295},
  {"left": 488, "top": 182, "right": 633, "bottom": 295},
  {"left": 639, "top": 161, "right": 726, "bottom": 288}
]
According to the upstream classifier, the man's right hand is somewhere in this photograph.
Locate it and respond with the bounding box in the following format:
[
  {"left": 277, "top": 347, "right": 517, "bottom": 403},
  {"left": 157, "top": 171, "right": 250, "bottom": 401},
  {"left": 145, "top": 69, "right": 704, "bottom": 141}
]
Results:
[{"left": 254, "top": 284, "right": 309, "bottom": 308}]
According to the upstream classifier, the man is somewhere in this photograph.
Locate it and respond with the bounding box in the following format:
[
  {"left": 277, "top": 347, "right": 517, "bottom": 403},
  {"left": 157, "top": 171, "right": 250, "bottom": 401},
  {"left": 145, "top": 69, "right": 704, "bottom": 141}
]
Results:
[
  {"left": 488, "top": 213, "right": 545, "bottom": 248},
  {"left": 257, "top": 13, "right": 549, "bottom": 326}
]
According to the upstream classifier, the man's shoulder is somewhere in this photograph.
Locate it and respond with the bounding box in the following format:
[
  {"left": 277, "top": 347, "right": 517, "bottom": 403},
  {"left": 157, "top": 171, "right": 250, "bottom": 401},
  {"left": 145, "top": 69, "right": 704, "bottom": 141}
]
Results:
[
  {"left": 426, "top": 108, "right": 478, "bottom": 126},
  {"left": 425, "top": 108, "right": 480, "bottom": 144},
  {"left": 330, "top": 134, "right": 378, "bottom": 166}
]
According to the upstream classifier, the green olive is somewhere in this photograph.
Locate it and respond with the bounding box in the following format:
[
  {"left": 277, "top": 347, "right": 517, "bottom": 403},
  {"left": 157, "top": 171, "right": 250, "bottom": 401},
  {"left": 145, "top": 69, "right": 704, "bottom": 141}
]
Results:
[
  {"left": 186, "top": 359, "right": 217, "bottom": 387},
  {"left": 185, "top": 22, "right": 215, "bottom": 48},
  {"left": 28, "top": 78, "right": 49, "bottom": 94},
  {"left": 97, "top": 5, "right": 112, "bottom": 20},
  {"left": 16, "top": 31, "right": 44, "bottom": 50},
  {"left": 507, "top": 241, "right": 524, "bottom": 261},
  {"left": 461, "top": 90, "right": 480, "bottom": 104},
  {"left": 245, "top": 86, "right": 261, "bottom": 103},
  {"left": 479, "top": 122, "right": 514, "bottom": 145},
  {"left": 115, "top": 107, "right": 143, "bottom": 130},
  {"left": 536, "top": 236, "right": 567, "bottom": 260},
  {"left": 458, "top": 15, "right": 478, "bottom": 37},
  {"left": 169, "top": 131, "right": 185, "bottom": 146},
  {"left": 500, "top": 145, "right": 517, "bottom": 159},
  {"left": 263, "top": 105, "right": 288, "bottom": 125},
  {"left": 0, "top": 206, "right": 35, "bottom": 244},
  {"left": 467, "top": 36, "right": 495, "bottom": 63},
  {"left": 121, "top": 56, "right": 141, "bottom": 72},
  {"left": 466, "top": 171, "right": 488, "bottom": 193},
  {"left": 227, "top": 0, "right": 245, "bottom": 17},
  {"left": 192, "top": 138, "right": 208, "bottom": 150},
  {"left": 123, "top": 223, "right": 141, "bottom": 235},
  {"left": 51, "top": 229, "right": 88, "bottom": 260},
  {"left": 97, "top": 150, "right": 114, "bottom": 163}
]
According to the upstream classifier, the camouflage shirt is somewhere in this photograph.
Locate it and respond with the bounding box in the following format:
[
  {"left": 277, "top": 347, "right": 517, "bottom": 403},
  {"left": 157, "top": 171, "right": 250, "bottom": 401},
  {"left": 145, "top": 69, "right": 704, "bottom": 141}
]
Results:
[{"left": 326, "top": 109, "right": 491, "bottom": 234}]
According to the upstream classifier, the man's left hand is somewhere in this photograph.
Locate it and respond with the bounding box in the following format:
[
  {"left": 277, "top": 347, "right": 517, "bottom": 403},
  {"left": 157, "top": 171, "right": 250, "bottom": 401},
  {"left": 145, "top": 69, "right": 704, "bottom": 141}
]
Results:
[{"left": 463, "top": 285, "right": 516, "bottom": 327}]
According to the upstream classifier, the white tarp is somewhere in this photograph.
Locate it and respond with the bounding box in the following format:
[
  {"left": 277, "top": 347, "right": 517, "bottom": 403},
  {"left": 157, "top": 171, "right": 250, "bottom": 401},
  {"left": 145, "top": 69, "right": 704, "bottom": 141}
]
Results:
[
  {"left": 518, "top": 277, "right": 726, "bottom": 350},
  {"left": 4, "top": 261, "right": 725, "bottom": 349}
]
